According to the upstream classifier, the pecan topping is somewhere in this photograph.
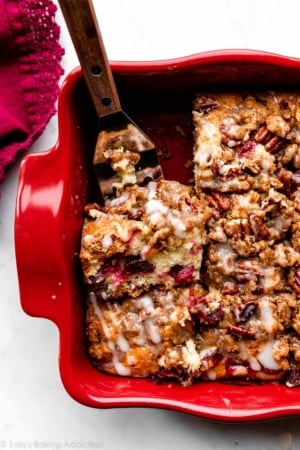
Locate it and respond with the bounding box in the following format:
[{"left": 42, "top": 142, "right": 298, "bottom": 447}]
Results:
[
  {"left": 234, "top": 301, "right": 257, "bottom": 323},
  {"left": 235, "top": 259, "right": 262, "bottom": 283},
  {"left": 225, "top": 219, "right": 252, "bottom": 239},
  {"left": 194, "top": 96, "right": 219, "bottom": 112},
  {"left": 227, "top": 324, "right": 255, "bottom": 339},
  {"left": 265, "top": 135, "right": 284, "bottom": 154},
  {"left": 249, "top": 215, "right": 271, "bottom": 240},
  {"left": 206, "top": 192, "right": 231, "bottom": 211},
  {"left": 222, "top": 281, "right": 239, "bottom": 295},
  {"left": 254, "top": 125, "right": 271, "bottom": 144},
  {"left": 288, "top": 267, "right": 300, "bottom": 294},
  {"left": 277, "top": 168, "right": 295, "bottom": 196},
  {"left": 252, "top": 125, "right": 285, "bottom": 153}
]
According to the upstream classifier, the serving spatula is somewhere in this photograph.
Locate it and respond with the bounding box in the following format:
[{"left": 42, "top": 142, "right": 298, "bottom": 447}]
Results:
[{"left": 58, "top": 0, "right": 163, "bottom": 197}]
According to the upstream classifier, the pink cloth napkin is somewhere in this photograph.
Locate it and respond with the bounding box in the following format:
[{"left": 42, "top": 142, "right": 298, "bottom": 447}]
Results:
[{"left": 0, "top": 0, "right": 64, "bottom": 182}]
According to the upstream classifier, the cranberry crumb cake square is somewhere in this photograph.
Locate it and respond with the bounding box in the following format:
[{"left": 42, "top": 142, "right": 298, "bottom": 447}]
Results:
[
  {"left": 81, "top": 90, "right": 300, "bottom": 387},
  {"left": 80, "top": 180, "right": 211, "bottom": 299},
  {"left": 192, "top": 92, "right": 300, "bottom": 194}
]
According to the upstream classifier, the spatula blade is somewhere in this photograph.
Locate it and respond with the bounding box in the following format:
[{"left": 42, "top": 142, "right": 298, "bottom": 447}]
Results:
[{"left": 93, "top": 110, "right": 163, "bottom": 197}]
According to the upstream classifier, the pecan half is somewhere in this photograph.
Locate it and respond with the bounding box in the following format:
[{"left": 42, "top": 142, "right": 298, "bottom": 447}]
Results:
[
  {"left": 288, "top": 267, "right": 300, "bottom": 294},
  {"left": 206, "top": 192, "right": 231, "bottom": 211},
  {"left": 225, "top": 219, "right": 252, "bottom": 239},
  {"left": 265, "top": 135, "right": 285, "bottom": 154},
  {"left": 249, "top": 215, "right": 271, "bottom": 240},
  {"left": 277, "top": 168, "right": 295, "bottom": 196},
  {"left": 227, "top": 324, "right": 255, "bottom": 339},
  {"left": 235, "top": 259, "right": 262, "bottom": 283},
  {"left": 194, "top": 96, "right": 219, "bottom": 113},
  {"left": 254, "top": 125, "right": 271, "bottom": 144},
  {"left": 253, "top": 124, "right": 286, "bottom": 154},
  {"left": 234, "top": 301, "right": 257, "bottom": 323},
  {"left": 222, "top": 281, "right": 239, "bottom": 295}
]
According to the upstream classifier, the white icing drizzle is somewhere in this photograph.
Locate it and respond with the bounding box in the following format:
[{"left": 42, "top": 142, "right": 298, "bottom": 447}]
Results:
[
  {"left": 117, "top": 333, "right": 130, "bottom": 352},
  {"left": 145, "top": 319, "right": 161, "bottom": 344},
  {"left": 260, "top": 298, "right": 275, "bottom": 334},
  {"left": 146, "top": 199, "right": 168, "bottom": 225},
  {"left": 90, "top": 292, "right": 131, "bottom": 376},
  {"left": 257, "top": 339, "right": 280, "bottom": 371},
  {"left": 135, "top": 328, "right": 146, "bottom": 346},
  {"left": 106, "top": 193, "right": 129, "bottom": 206},
  {"left": 90, "top": 292, "right": 110, "bottom": 339},
  {"left": 112, "top": 352, "right": 131, "bottom": 376},
  {"left": 206, "top": 369, "right": 217, "bottom": 380},
  {"left": 136, "top": 293, "right": 162, "bottom": 344},
  {"left": 239, "top": 342, "right": 261, "bottom": 371},
  {"left": 101, "top": 235, "right": 113, "bottom": 249},
  {"left": 215, "top": 243, "right": 236, "bottom": 275},
  {"left": 137, "top": 294, "right": 155, "bottom": 315},
  {"left": 182, "top": 339, "right": 201, "bottom": 371},
  {"left": 248, "top": 355, "right": 262, "bottom": 372},
  {"left": 114, "top": 221, "right": 131, "bottom": 241},
  {"left": 262, "top": 267, "right": 281, "bottom": 292},
  {"left": 167, "top": 213, "right": 186, "bottom": 238},
  {"left": 83, "top": 234, "right": 94, "bottom": 243},
  {"left": 194, "top": 120, "right": 221, "bottom": 168},
  {"left": 252, "top": 144, "right": 275, "bottom": 171},
  {"left": 231, "top": 365, "right": 248, "bottom": 376},
  {"left": 147, "top": 181, "right": 158, "bottom": 200}
]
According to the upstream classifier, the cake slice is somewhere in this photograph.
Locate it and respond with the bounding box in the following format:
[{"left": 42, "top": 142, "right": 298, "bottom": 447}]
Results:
[
  {"left": 80, "top": 179, "right": 211, "bottom": 299},
  {"left": 203, "top": 188, "right": 300, "bottom": 296},
  {"left": 86, "top": 286, "right": 198, "bottom": 378},
  {"left": 87, "top": 285, "right": 299, "bottom": 386},
  {"left": 192, "top": 92, "right": 300, "bottom": 195}
]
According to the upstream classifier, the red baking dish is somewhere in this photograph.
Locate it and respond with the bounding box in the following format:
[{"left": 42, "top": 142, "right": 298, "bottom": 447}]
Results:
[{"left": 14, "top": 49, "right": 300, "bottom": 421}]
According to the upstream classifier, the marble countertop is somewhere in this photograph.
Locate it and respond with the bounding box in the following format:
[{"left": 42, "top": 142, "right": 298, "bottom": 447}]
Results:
[{"left": 1, "top": 0, "right": 300, "bottom": 448}]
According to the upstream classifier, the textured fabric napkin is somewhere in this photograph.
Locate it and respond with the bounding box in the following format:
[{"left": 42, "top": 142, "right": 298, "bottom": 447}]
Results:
[{"left": 0, "top": 0, "right": 64, "bottom": 182}]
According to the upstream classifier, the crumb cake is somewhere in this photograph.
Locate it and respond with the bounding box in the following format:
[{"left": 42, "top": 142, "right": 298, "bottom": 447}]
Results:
[
  {"left": 81, "top": 90, "right": 300, "bottom": 387},
  {"left": 80, "top": 179, "right": 211, "bottom": 299},
  {"left": 87, "top": 285, "right": 300, "bottom": 386},
  {"left": 193, "top": 92, "right": 300, "bottom": 195}
]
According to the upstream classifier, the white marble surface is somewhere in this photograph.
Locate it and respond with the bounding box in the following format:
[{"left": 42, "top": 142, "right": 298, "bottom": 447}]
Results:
[{"left": 2, "top": 0, "right": 300, "bottom": 448}]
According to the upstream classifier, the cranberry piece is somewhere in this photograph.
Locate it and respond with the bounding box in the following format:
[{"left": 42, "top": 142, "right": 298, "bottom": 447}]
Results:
[
  {"left": 279, "top": 99, "right": 289, "bottom": 110},
  {"left": 189, "top": 292, "right": 223, "bottom": 325},
  {"left": 123, "top": 256, "right": 154, "bottom": 275},
  {"left": 238, "top": 139, "right": 257, "bottom": 157},
  {"left": 170, "top": 265, "right": 194, "bottom": 284}
]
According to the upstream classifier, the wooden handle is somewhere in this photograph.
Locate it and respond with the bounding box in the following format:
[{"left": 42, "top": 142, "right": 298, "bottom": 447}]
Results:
[{"left": 58, "top": 0, "right": 121, "bottom": 116}]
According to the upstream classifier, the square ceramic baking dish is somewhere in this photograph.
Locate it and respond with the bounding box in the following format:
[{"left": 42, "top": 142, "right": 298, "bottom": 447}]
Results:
[{"left": 14, "top": 50, "right": 300, "bottom": 421}]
